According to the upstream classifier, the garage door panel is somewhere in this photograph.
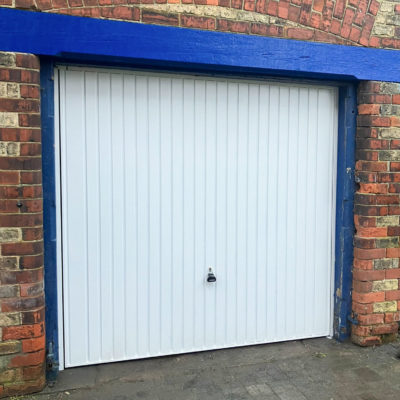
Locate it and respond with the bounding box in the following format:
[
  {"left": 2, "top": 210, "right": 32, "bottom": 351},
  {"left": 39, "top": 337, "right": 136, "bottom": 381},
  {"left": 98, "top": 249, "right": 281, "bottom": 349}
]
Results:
[{"left": 58, "top": 67, "right": 337, "bottom": 367}]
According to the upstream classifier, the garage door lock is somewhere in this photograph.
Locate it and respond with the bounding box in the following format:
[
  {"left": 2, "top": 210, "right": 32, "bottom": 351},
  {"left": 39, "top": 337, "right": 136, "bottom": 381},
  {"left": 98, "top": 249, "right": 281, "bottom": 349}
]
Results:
[{"left": 207, "top": 267, "right": 216, "bottom": 283}]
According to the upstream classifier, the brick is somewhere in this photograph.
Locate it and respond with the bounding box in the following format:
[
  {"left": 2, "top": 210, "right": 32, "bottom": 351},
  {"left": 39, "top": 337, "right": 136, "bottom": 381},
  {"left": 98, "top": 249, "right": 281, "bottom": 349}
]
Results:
[
  {"left": 251, "top": 24, "right": 284, "bottom": 37},
  {"left": 0, "top": 341, "right": 20, "bottom": 355},
  {"left": 0, "top": 368, "right": 22, "bottom": 384},
  {"left": 356, "top": 227, "right": 387, "bottom": 238},
  {"left": 19, "top": 143, "right": 41, "bottom": 156},
  {"left": 0, "top": 228, "right": 21, "bottom": 242},
  {"left": 358, "top": 115, "right": 391, "bottom": 128},
  {"left": 286, "top": 28, "right": 314, "bottom": 40},
  {"left": 372, "top": 279, "right": 398, "bottom": 292},
  {"left": 9, "top": 349, "right": 45, "bottom": 368},
  {"left": 1, "top": 295, "right": 44, "bottom": 312},
  {"left": 313, "top": 0, "right": 324, "bottom": 12},
  {"left": 375, "top": 237, "right": 399, "bottom": 248},
  {"left": 386, "top": 269, "right": 400, "bottom": 279},
  {"left": 354, "top": 204, "right": 386, "bottom": 216},
  {"left": 389, "top": 183, "right": 400, "bottom": 193},
  {"left": 374, "top": 258, "right": 399, "bottom": 270},
  {"left": 376, "top": 195, "right": 400, "bottom": 205},
  {"left": 0, "top": 285, "right": 19, "bottom": 298},
  {"left": 384, "top": 312, "right": 400, "bottom": 323},
  {"left": 0, "top": 142, "right": 19, "bottom": 157},
  {"left": 352, "top": 324, "right": 372, "bottom": 337},
  {"left": 0, "top": 113, "right": 18, "bottom": 128},
  {"left": 20, "top": 282, "right": 43, "bottom": 297},
  {"left": 355, "top": 216, "right": 376, "bottom": 228},
  {"left": 354, "top": 258, "right": 373, "bottom": 270},
  {"left": 358, "top": 183, "right": 387, "bottom": 194},
  {"left": 368, "top": 0, "right": 380, "bottom": 15},
  {"left": 357, "top": 313, "right": 384, "bottom": 325},
  {"left": 358, "top": 104, "right": 381, "bottom": 115},
  {"left": 0, "top": 53, "right": 16, "bottom": 67},
  {"left": 386, "top": 290, "right": 400, "bottom": 301},
  {"left": 2, "top": 322, "right": 44, "bottom": 340},
  {"left": 353, "top": 301, "right": 374, "bottom": 315},
  {"left": 376, "top": 216, "right": 399, "bottom": 226},
  {"left": 353, "top": 269, "right": 385, "bottom": 281},
  {"left": 3, "top": 375, "right": 45, "bottom": 396},
  {"left": 181, "top": 15, "right": 215, "bottom": 30},
  {"left": 0, "top": 214, "right": 43, "bottom": 227},
  {"left": 333, "top": 0, "right": 345, "bottom": 18},
  {"left": 22, "top": 335, "right": 45, "bottom": 353},
  {"left": 288, "top": 4, "right": 300, "bottom": 22},
  {"left": 352, "top": 335, "right": 381, "bottom": 346},
  {"left": 353, "top": 291, "right": 385, "bottom": 303},
  {"left": 22, "top": 227, "right": 43, "bottom": 241},
  {"left": 373, "top": 301, "right": 397, "bottom": 312},
  {"left": 21, "top": 308, "right": 45, "bottom": 325},
  {"left": 23, "top": 364, "right": 44, "bottom": 381},
  {"left": 354, "top": 237, "right": 375, "bottom": 249},
  {"left": 19, "top": 254, "right": 43, "bottom": 269},
  {"left": 142, "top": 11, "right": 179, "bottom": 26},
  {"left": 18, "top": 113, "right": 41, "bottom": 128},
  {"left": 1, "top": 242, "right": 43, "bottom": 257},
  {"left": 357, "top": 139, "right": 389, "bottom": 150},
  {"left": 0, "top": 171, "right": 19, "bottom": 184},
  {"left": 0, "top": 313, "right": 21, "bottom": 327},
  {"left": 358, "top": 94, "right": 392, "bottom": 104},
  {"left": 0, "top": 268, "right": 43, "bottom": 285},
  {"left": 0, "top": 99, "right": 39, "bottom": 113},
  {"left": 20, "top": 172, "right": 42, "bottom": 185},
  {"left": 371, "top": 323, "right": 398, "bottom": 335},
  {"left": 355, "top": 171, "right": 377, "bottom": 183},
  {"left": 20, "top": 85, "right": 40, "bottom": 99},
  {"left": 217, "top": 20, "right": 250, "bottom": 33},
  {"left": 386, "top": 248, "right": 400, "bottom": 258},
  {"left": 0, "top": 257, "right": 18, "bottom": 270},
  {"left": 353, "top": 280, "right": 372, "bottom": 293},
  {"left": 354, "top": 248, "right": 386, "bottom": 260}
]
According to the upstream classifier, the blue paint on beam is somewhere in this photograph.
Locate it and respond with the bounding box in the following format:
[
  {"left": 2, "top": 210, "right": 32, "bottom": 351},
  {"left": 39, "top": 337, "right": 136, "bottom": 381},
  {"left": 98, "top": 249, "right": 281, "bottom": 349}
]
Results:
[
  {"left": 41, "top": 58, "right": 59, "bottom": 378},
  {"left": 334, "top": 83, "right": 356, "bottom": 341},
  {"left": 0, "top": 8, "right": 400, "bottom": 82}
]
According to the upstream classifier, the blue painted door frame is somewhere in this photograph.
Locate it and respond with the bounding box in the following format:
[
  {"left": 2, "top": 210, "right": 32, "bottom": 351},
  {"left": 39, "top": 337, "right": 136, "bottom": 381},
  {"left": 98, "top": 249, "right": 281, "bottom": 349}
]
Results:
[{"left": 40, "top": 57, "right": 356, "bottom": 377}]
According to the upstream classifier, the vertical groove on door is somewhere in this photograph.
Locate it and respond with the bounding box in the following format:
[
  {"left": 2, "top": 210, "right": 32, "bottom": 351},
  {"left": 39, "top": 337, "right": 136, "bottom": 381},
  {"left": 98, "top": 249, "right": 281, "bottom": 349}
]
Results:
[{"left": 60, "top": 69, "right": 338, "bottom": 367}]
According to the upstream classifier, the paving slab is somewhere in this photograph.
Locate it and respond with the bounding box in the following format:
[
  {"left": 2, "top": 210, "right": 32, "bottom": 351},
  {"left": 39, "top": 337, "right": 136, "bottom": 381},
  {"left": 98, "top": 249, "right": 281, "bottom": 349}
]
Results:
[{"left": 15, "top": 337, "right": 400, "bottom": 400}]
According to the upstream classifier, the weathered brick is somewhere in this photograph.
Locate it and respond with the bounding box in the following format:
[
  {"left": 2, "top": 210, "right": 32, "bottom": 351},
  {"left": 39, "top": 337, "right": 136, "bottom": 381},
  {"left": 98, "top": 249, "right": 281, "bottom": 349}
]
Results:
[
  {"left": 375, "top": 237, "right": 399, "bottom": 248},
  {"left": 374, "top": 258, "right": 399, "bottom": 270},
  {"left": 0, "top": 113, "right": 18, "bottom": 128},
  {"left": 0, "top": 341, "right": 20, "bottom": 355},
  {"left": 0, "top": 285, "right": 19, "bottom": 298},
  {"left": 373, "top": 301, "right": 397, "bottom": 312},
  {"left": 0, "top": 54, "right": 16, "bottom": 68},
  {"left": 0, "top": 368, "right": 22, "bottom": 384},
  {"left": 372, "top": 279, "right": 398, "bottom": 292},
  {"left": 0, "top": 313, "right": 21, "bottom": 327},
  {"left": 0, "top": 142, "right": 19, "bottom": 157},
  {"left": 376, "top": 216, "right": 399, "bottom": 226}
]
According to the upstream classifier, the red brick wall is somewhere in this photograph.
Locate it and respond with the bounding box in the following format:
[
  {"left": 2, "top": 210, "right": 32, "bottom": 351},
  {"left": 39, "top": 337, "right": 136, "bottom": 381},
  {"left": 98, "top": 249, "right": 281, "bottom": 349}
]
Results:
[
  {"left": 0, "top": 52, "right": 45, "bottom": 397},
  {"left": 2, "top": 0, "right": 394, "bottom": 48},
  {"left": 353, "top": 81, "right": 400, "bottom": 346}
]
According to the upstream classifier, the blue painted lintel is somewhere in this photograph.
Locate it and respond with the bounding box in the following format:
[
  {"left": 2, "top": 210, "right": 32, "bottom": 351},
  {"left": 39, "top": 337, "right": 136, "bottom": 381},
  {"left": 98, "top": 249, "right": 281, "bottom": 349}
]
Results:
[{"left": 0, "top": 8, "right": 400, "bottom": 82}]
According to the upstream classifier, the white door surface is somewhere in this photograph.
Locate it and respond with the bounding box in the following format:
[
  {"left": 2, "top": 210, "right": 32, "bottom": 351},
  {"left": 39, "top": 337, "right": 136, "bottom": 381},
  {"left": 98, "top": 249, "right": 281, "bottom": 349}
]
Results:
[{"left": 56, "top": 67, "right": 338, "bottom": 368}]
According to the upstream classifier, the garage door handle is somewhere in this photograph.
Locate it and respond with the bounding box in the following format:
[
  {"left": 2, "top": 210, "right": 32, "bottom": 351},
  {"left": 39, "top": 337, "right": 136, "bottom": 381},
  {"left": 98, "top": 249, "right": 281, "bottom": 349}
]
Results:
[{"left": 207, "top": 267, "right": 216, "bottom": 283}]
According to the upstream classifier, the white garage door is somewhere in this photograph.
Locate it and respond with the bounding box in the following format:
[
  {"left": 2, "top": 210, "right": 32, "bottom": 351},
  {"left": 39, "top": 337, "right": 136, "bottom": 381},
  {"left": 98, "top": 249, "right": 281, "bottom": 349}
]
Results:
[{"left": 56, "top": 66, "right": 338, "bottom": 368}]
